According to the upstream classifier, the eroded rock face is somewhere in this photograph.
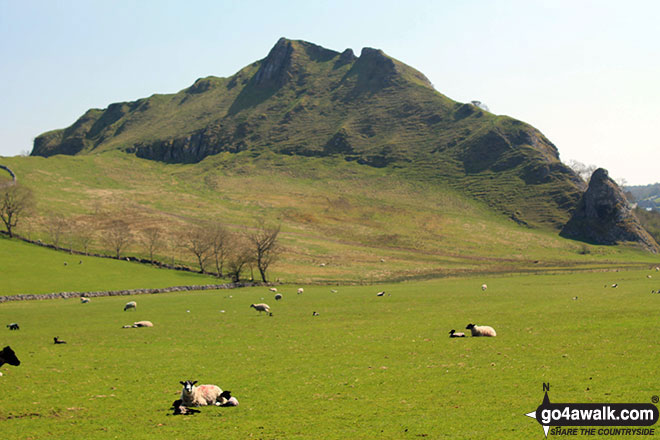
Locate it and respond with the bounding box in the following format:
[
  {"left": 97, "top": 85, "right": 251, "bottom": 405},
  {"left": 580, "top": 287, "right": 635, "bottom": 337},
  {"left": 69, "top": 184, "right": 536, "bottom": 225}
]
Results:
[{"left": 560, "top": 168, "right": 659, "bottom": 252}]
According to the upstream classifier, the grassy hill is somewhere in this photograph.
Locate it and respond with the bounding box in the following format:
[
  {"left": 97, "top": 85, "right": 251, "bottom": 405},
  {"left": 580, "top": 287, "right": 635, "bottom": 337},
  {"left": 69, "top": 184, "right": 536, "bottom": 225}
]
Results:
[
  {"left": 30, "top": 38, "right": 584, "bottom": 229},
  {"left": 1, "top": 152, "right": 656, "bottom": 286}
]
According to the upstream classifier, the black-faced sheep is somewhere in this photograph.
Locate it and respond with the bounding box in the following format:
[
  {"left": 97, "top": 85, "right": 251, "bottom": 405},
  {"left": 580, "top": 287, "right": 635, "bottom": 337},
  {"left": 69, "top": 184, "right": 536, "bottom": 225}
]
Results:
[
  {"left": 133, "top": 321, "right": 153, "bottom": 327},
  {"left": 124, "top": 301, "right": 137, "bottom": 311},
  {"left": 449, "top": 329, "right": 465, "bottom": 338},
  {"left": 312, "top": 311, "right": 319, "bottom": 316},
  {"left": 53, "top": 336, "right": 67, "bottom": 344},
  {"left": 481, "top": 284, "right": 488, "bottom": 291},
  {"left": 250, "top": 303, "right": 270, "bottom": 314},
  {"left": 6, "top": 323, "right": 19, "bottom": 330},
  {"left": 274, "top": 293, "right": 283, "bottom": 301},
  {"left": 80, "top": 297, "right": 90, "bottom": 304},
  {"left": 376, "top": 291, "right": 385, "bottom": 296},
  {"left": 179, "top": 380, "right": 222, "bottom": 407},
  {"left": 0, "top": 346, "right": 20, "bottom": 367},
  {"left": 297, "top": 288, "right": 304, "bottom": 294},
  {"left": 465, "top": 323, "right": 497, "bottom": 337}
]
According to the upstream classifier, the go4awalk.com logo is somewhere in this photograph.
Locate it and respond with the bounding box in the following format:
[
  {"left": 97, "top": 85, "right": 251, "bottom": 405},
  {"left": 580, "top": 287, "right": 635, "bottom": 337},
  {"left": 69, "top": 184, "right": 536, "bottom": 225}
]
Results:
[{"left": 525, "top": 384, "right": 659, "bottom": 438}]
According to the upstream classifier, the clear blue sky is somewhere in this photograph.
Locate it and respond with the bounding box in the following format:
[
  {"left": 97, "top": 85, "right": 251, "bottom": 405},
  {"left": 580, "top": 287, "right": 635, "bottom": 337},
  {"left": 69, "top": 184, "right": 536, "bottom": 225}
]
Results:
[{"left": 1, "top": 0, "right": 658, "bottom": 185}]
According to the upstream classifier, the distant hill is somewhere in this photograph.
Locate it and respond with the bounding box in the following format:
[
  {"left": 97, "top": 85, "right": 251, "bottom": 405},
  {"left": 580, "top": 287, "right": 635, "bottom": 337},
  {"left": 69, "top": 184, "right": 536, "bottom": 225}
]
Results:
[
  {"left": 625, "top": 183, "right": 660, "bottom": 211},
  {"left": 32, "top": 38, "right": 584, "bottom": 229}
]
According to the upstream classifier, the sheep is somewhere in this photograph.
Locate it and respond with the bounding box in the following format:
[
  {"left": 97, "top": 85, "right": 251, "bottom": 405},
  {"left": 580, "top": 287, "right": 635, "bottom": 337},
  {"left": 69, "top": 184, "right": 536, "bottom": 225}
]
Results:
[
  {"left": 481, "top": 284, "right": 488, "bottom": 291},
  {"left": 219, "top": 390, "right": 239, "bottom": 407},
  {"left": 465, "top": 323, "right": 497, "bottom": 337},
  {"left": 53, "top": 336, "right": 67, "bottom": 344},
  {"left": 269, "top": 287, "right": 278, "bottom": 293},
  {"left": 133, "top": 321, "right": 153, "bottom": 327},
  {"left": 611, "top": 284, "right": 618, "bottom": 288},
  {"left": 274, "top": 293, "right": 283, "bottom": 301},
  {"left": 297, "top": 288, "right": 304, "bottom": 295},
  {"left": 124, "top": 301, "right": 137, "bottom": 311},
  {"left": 0, "top": 346, "right": 20, "bottom": 368},
  {"left": 6, "top": 323, "right": 19, "bottom": 330},
  {"left": 250, "top": 303, "right": 270, "bottom": 314},
  {"left": 376, "top": 291, "right": 385, "bottom": 296},
  {"left": 80, "top": 297, "right": 90, "bottom": 304},
  {"left": 171, "top": 399, "right": 201, "bottom": 415},
  {"left": 449, "top": 329, "right": 465, "bottom": 338},
  {"left": 330, "top": 289, "right": 337, "bottom": 293},
  {"left": 312, "top": 311, "right": 319, "bottom": 316},
  {"left": 179, "top": 380, "right": 222, "bottom": 407}
]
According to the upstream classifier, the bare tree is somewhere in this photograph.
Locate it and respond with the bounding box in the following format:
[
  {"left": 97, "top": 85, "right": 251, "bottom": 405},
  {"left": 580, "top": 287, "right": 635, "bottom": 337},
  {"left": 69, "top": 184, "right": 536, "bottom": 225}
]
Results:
[
  {"left": 566, "top": 159, "right": 598, "bottom": 182},
  {"left": 47, "top": 214, "right": 69, "bottom": 249},
  {"left": 209, "top": 224, "right": 229, "bottom": 277},
  {"left": 183, "top": 225, "right": 212, "bottom": 274},
  {"left": 102, "top": 219, "right": 132, "bottom": 259},
  {"left": 73, "top": 221, "right": 96, "bottom": 255},
  {"left": 225, "top": 234, "right": 253, "bottom": 282},
  {"left": 0, "top": 184, "right": 34, "bottom": 238},
  {"left": 245, "top": 219, "right": 281, "bottom": 283},
  {"left": 142, "top": 227, "right": 164, "bottom": 263}
]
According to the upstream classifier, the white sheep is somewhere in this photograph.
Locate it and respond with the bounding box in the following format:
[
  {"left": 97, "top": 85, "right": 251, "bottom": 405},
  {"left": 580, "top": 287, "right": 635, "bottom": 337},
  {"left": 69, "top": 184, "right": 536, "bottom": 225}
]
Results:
[
  {"left": 124, "top": 301, "right": 137, "bottom": 311},
  {"left": 465, "top": 323, "right": 497, "bottom": 337},
  {"left": 481, "top": 284, "right": 488, "bottom": 291},
  {"left": 269, "top": 287, "right": 278, "bottom": 293},
  {"left": 297, "top": 288, "right": 304, "bottom": 295},
  {"left": 133, "top": 321, "right": 153, "bottom": 327},
  {"left": 376, "top": 291, "right": 385, "bottom": 296},
  {"left": 250, "top": 303, "right": 271, "bottom": 314},
  {"left": 179, "top": 380, "right": 222, "bottom": 407},
  {"left": 80, "top": 297, "right": 90, "bottom": 303},
  {"left": 274, "top": 293, "right": 283, "bottom": 301}
]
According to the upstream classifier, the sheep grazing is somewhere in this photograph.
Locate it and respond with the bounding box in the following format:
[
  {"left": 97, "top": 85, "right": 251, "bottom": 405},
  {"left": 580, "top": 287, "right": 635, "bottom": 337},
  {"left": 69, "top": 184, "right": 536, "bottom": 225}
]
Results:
[
  {"left": 6, "top": 323, "right": 19, "bottom": 331},
  {"left": 274, "top": 293, "right": 283, "bottom": 301},
  {"left": 250, "top": 303, "right": 271, "bottom": 315},
  {"left": 80, "top": 297, "right": 90, "bottom": 304},
  {"left": 124, "top": 301, "right": 137, "bottom": 311},
  {"left": 449, "top": 329, "right": 465, "bottom": 338},
  {"left": 219, "top": 390, "right": 239, "bottom": 407},
  {"left": 376, "top": 291, "right": 385, "bottom": 297},
  {"left": 53, "top": 336, "right": 67, "bottom": 344},
  {"left": 572, "top": 296, "right": 578, "bottom": 300},
  {"left": 269, "top": 287, "right": 278, "bottom": 293},
  {"left": 481, "top": 284, "right": 488, "bottom": 291},
  {"left": 297, "top": 288, "right": 304, "bottom": 295},
  {"left": 179, "top": 380, "right": 223, "bottom": 407},
  {"left": 0, "top": 346, "right": 20, "bottom": 368},
  {"left": 465, "top": 323, "right": 497, "bottom": 337}
]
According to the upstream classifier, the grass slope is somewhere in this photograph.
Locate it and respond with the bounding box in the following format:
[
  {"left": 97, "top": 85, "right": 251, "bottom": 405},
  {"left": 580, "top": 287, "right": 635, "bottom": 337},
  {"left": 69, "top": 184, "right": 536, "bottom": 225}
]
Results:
[
  {"left": 1, "top": 269, "right": 659, "bottom": 439},
  {"left": 1, "top": 152, "right": 656, "bottom": 285},
  {"left": 0, "top": 236, "right": 218, "bottom": 295}
]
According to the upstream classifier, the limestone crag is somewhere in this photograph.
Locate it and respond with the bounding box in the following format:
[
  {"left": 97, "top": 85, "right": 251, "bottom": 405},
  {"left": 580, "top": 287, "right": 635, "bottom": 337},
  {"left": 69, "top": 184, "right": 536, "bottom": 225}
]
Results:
[{"left": 560, "top": 168, "right": 659, "bottom": 252}]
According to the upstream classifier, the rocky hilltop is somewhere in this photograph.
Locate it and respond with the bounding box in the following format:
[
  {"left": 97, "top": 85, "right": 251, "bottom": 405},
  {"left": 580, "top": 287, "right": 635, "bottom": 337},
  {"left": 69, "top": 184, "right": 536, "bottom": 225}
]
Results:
[
  {"left": 561, "top": 168, "right": 659, "bottom": 252},
  {"left": 32, "top": 38, "right": 585, "bottom": 228}
]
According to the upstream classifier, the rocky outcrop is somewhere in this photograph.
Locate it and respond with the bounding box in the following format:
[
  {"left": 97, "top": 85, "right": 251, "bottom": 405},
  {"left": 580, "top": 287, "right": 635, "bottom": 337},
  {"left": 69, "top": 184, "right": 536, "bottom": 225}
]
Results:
[{"left": 560, "top": 168, "right": 659, "bottom": 252}]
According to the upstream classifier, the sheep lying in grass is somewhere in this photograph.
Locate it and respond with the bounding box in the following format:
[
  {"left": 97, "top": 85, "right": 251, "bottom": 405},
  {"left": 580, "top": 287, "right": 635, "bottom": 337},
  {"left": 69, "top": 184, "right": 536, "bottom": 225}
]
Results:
[
  {"left": 250, "top": 303, "right": 271, "bottom": 315},
  {"left": 465, "top": 323, "right": 497, "bottom": 337},
  {"left": 269, "top": 287, "right": 278, "bottom": 293},
  {"left": 53, "top": 336, "right": 67, "bottom": 344},
  {"left": 6, "top": 323, "right": 19, "bottom": 330},
  {"left": 80, "top": 297, "right": 90, "bottom": 303},
  {"left": 481, "top": 284, "right": 488, "bottom": 291},
  {"left": 449, "top": 329, "right": 465, "bottom": 338},
  {"left": 180, "top": 380, "right": 222, "bottom": 407},
  {"left": 297, "top": 288, "right": 304, "bottom": 295},
  {"left": 274, "top": 293, "right": 283, "bottom": 301},
  {"left": 170, "top": 399, "right": 201, "bottom": 415},
  {"left": 219, "top": 390, "right": 239, "bottom": 406},
  {"left": 124, "top": 301, "right": 137, "bottom": 311},
  {"left": 376, "top": 291, "right": 385, "bottom": 296},
  {"left": 122, "top": 321, "right": 154, "bottom": 328}
]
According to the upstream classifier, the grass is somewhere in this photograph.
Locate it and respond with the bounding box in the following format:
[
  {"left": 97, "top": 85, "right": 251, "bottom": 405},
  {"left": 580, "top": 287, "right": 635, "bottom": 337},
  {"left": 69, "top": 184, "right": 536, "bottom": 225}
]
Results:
[
  {"left": 0, "top": 236, "right": 219, "bottom": 295},
  {"left": 1, "top": 152, "right": 657, "bottom": 285},
  {"left": 1, "top": 268, "right": 659, "bottom": 439}
]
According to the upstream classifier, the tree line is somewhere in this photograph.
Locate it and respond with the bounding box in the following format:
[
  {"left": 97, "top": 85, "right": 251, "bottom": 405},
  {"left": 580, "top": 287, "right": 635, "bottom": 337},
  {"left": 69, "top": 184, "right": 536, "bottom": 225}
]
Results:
[{"left": 0, "top": 183, "right": 281, "bottom": 282}]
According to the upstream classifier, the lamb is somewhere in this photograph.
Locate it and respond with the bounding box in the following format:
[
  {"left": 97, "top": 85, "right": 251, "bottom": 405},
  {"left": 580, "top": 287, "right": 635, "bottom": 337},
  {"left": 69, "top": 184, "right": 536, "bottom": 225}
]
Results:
[
  {"left": 481, "top": 284, "right": 488, "bottom": 291},
  {"left": 53, "top": 336, "right": 67, "bottom": 344},
  {"left": 250, "top": 303, "right": 270, "bottom": 314},
  {"left": 449, "top": 329, "right": 465, "bottom": 338},
  {"left": 171, "top": 399, "right": 201, "bottom": 415},
  {"left": 376, "top": 291, "right": 385, "bottom": 296},
  {"left": 297, "top": 288, "right": 304, "bottom": 294},
  {"left": 274, "top": 293, "right": 283, "bottom": 301},
  {"left": 219, "top": 390, "right": 239, "bottom": 406},
  {"left": 0, "top": 346, "right": 20, "bottom": 368},
  {"left": 465, "top": 323, "right": 497, "bottom": 337},
  {"left": 269, "top": 287, "right": 278, "bottom": 293},
  {"left": 124, "top": 301, "right": 137, "bottom": 311},
  {"left": 7, "top": 323, "right": 19, "bottom": 330},
  {"left": 80, "top": 297, "right": 90, "bottom": 303},
  {"left": 179, "top": 380, "right": 222, "bottom": 407},
  {"left": 133, "top": 321, "right": 153, "bottom": 327}
]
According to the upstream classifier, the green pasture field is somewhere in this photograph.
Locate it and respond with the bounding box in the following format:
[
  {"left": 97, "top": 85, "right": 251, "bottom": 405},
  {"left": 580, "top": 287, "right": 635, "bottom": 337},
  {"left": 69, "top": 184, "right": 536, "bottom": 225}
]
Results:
[
  {"left": 2, "top": 267, "right": 659, "bottom": 439},
  {"left": 0, "top": 236, "right": 219, "bottom": 295}
]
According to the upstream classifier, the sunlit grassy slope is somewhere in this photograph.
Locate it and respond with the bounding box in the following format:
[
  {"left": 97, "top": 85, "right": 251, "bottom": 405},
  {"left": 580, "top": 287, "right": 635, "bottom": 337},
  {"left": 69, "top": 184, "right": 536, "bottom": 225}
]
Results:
[
  {"left": 1, "top": 151, "right": 657, "bottom": 285},
  {"left": 1, "top": 269, "right": 659, "bottom": 439}
]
